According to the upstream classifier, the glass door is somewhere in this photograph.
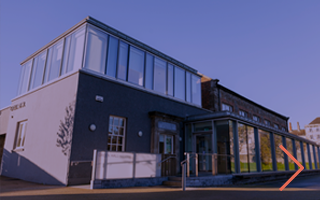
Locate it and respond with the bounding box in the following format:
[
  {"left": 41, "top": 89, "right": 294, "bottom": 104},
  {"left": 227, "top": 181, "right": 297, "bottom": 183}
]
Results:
[{"left": 196, "top": 134, "right": 212, "bottom": 172}]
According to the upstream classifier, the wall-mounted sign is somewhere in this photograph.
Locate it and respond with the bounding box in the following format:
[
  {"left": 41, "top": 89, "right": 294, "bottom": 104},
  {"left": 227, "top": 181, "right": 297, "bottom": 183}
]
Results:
[
  {"left": 10, "top": 102, "right": 26, "bottom": 111},
  {"left": 158, "top": 121, "right": 177, "bottom": 131}
]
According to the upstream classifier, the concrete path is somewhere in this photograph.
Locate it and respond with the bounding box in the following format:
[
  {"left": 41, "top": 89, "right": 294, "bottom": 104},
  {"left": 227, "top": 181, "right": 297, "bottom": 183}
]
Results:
[{"left": 1, "top": 175, "right": 320, "bottom": 200}]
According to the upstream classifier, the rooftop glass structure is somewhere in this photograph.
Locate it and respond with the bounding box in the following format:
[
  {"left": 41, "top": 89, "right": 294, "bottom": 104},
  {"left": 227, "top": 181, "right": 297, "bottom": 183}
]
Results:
[{"left": 17, "top": 16, "right": 202, "bottom": 106}]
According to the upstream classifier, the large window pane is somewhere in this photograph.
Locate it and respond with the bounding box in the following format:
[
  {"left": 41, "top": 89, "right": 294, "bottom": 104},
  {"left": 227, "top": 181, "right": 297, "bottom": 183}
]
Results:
[
  {"left": 167, "top": 64, "right": 173, "bottom": 96},
  {"left": 18, "top": 60, "right": 32, "bottom": 95},
  {"left": 174, "top": 67, "right": 185, "bottom": 100},
  {"left": 274, "top": 134, "right": 285, "bottom": 171},
  {"left": 303, "top": 143, "right": 309, "bottom": 170},
  {"left": 310, "top": 145, "right": 315, "bottom": 169},
  {"left": 259, "top": 130, "right": 273, "bottom": 172},
  {"left": 247, "top": 126, "right": 256, "bottom": 172},
  {"left": 154, "top": 57, "right": 166, "bottom": 94},
  {"left": 316, "top": 147, "right": 320, "bottom": 169},
  {"left": 117, "top": 41, "right": 128, "bottom": 80},
  {"left": 128, "top": 46, "right": 144, "bottom": 86},
  {"left": 229, "top": 121, "right": 235, "bottom": 173},
  {"left": 238, "top": 123, "right": 248, "bottom": 173},
  {"left": 46, "top": 40, "right": 64, "bottom": 82},
  {"left": 145, "top": 53, "right": 153, "bottom": 89},
  {"left": 60, "top": 36, "right": 71, "bottom": 76},
  {"left": 67, "top": 27, "right": 86, "bottom": 72},
  {"left": 106, "top": 36, "right": 118, "bottom": 77},
  {"left": 191, "top": 74, "right": 201, "bottom": 105},
  {"left": 84, "top": 27, "right": 108, "bottom": 73},
  {"left": 238, "top": 124, "right": 256, "bottom": 173},
  {"left": 30, "top": 51, "right": 46, "bottom": 89},
  {"left": 186, "top": 72, "right": 191, "bottom": 102},
  {"left": 295, "top": 140, "right": 303, "bottom": 167},
  {"left": 286, "top": 138, "right": 295, "bottom": 170}
]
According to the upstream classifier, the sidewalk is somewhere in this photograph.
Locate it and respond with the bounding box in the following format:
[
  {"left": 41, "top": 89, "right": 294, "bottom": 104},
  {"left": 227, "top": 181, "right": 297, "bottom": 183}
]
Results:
[{"left": 1, "top": 175, "right": 319, "bottom": 200}]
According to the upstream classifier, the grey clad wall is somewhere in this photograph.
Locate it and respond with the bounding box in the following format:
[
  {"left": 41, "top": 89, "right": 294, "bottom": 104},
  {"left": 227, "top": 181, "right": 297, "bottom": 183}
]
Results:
[{"left": 68, "top": 71, "right": 210, "bottom": 184}]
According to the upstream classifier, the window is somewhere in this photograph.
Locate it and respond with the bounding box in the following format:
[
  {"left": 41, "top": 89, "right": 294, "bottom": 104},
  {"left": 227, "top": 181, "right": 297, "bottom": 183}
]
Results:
[
  {"left": 317, "top": 135, "right": 320, "bottom": 139},
  {"left": 128, "top": 46, "right": 144, "bottom": 86},
  {"left": 106, "top": 36, "right": 119, "bottom": 77},
  {"left": 259, "top": 129, "right": 273, "bottom": 171},
  {"left": 186, "top": 72, "right": 191, "bottom": 102},
  {"left": 15, "top": 121, "right": 28, "bottom": 149},
  {"left": 117, "top": 41, "right": 129, "bottom": 80},
  {"left": 264, "top": 120, "right": 271, "bottom": 126},
  {"left": 274, "top": 134, "right": 285, "bottom": 171},
  {"left": 29, "top": 51, "right": 47, "bottom": 90},
  {"left": 282, "top": 127, "right": 286, "bottom": 131},
  {"left": 309, "top": 128, "right": 313, "bottom": 132},
  {"left": 222, "top": 103, "right": 233, "bottom": 112},
  {"left": 174, "top": 66, "right": 185, "bottom": 100},
  {"left": 167, "top": 64, "right": 173, "bottom": 96},
  {"left": 239, "top": 110, "right": 247, "bottom": 117},
  {"left": 18, "top": 60, "right": 32, "bottom": 95},
  {"left": 286, "top": 138, "right": 295, "bottom": 170},
  {"left": 84, "top": 26, "right": 108, "bottom": 74},
  {"left": 274, "top": 124, "right": 279, "bottom": 129},
  {"left": 108, "top": 116, "right": 126, "bottom": 151},
  {"left": 44, "top": 40, "right": 64, "bottom": 83},
  {"left": 253, "top": 115, "right": 259, "bottom": 122},
  {"left": 145, "top": 53, "right": 154, "bottom": 89},
  {"left": 153, "top": 57, "right": 166, "bottom": 94},
  {"left": 303, "top": 143, "right": 309, "bottom": 170},
  {"left": 66, "top": 27, "right": 86, "bottom": 73},
  {"left": 238, "top": 124, "right": 256, "bottom": 173},
  {"left": 191, "top": 74, "right": 201, "bottom": 105},
  {"left": 316, "top": 128, "right": 319, "bottom": 132},
  {"left": 159, "top": 134, "right": 173, "bottom": 154},
  {"left": 295, "top": 140, "right": 303, "bottom": 168},
  {"left": 310, "top": 135, "right": 313, "bottom": 139}
]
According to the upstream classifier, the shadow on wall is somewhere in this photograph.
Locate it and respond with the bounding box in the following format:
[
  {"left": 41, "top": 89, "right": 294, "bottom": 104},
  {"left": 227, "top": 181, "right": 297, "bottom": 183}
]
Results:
[
  {"left": 56, "top": 101, "right": 75, "bottom": 156},
  {"left": 0, "top": 149, "right": 65, "bottom": 185}
]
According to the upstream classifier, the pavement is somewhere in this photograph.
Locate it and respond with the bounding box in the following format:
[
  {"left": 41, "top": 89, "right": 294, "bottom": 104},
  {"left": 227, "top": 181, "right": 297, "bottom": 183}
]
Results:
[{"left": 1, "top": 175, "right": 320, "bottom": 200}]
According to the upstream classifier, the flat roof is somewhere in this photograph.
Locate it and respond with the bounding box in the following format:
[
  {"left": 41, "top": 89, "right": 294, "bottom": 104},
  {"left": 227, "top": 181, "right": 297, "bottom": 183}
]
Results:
[{"left": 21, "top": 16, "right": 198, "bottom": 74}]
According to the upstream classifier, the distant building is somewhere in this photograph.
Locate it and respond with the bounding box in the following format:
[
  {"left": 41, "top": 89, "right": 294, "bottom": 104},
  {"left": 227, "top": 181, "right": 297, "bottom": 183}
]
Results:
[
  {"left": 289, "top": 122, "right": 306, "bottom": 137},
  {"left": 305, "top": 118, "right": 320, "bottom": 145}
]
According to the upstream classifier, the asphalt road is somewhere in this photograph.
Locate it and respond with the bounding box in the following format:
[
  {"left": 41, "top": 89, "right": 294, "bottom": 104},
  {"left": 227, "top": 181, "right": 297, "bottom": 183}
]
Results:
[{"left": 1, "top": 175, "right": 320, "bottom": 200}]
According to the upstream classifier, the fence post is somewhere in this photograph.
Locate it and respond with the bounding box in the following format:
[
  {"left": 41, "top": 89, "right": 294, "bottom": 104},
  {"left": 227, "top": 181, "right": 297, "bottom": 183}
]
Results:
[
  {"left": 90, "top": 149, "right": 98, "bottom": 189},
  {"left": 182, "top": 162, "right": 186, "bottom": 191},
  {"left": 132, "top": 152, "right": 136, "bottom": 178},
  {"left": 187, "top": 153, "right": 190, "bottom": 177},
  {"left": 195, "top": 153, "right": 198, "bottom": 177},
  {"left": 212, "top": 154, "right": 215, "bottom": 175}
]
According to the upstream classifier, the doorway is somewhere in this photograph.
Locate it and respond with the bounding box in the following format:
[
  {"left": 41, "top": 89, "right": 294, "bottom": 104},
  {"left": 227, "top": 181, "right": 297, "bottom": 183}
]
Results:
[{"left": 196, "top": 134, "right": 212, "bottom": 172}]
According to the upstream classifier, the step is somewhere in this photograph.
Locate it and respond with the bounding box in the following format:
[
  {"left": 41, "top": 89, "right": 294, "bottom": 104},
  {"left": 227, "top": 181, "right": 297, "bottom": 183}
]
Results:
[
  {"left": 168, "top": 176, "right": 182, "bottom": 181},
  {"left": 162, "top": 180, "right": 181, "bottom": 187}
]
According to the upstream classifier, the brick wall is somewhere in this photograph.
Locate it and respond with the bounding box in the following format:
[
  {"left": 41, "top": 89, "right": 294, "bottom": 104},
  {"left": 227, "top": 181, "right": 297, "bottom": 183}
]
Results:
[{"left": 201, "top": 78, "right": 288, "bottom": 131}]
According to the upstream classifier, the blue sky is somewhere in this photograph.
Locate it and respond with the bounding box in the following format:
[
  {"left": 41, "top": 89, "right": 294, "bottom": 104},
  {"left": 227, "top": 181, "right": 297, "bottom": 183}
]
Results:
[{"left": 0, "top": 0, "right": 319, "bottom": 129}]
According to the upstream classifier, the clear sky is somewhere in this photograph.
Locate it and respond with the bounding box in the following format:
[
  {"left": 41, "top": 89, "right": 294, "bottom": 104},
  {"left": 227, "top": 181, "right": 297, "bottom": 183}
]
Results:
[{"left": 0, "top": 0, "right": 319, "bottom": 129}]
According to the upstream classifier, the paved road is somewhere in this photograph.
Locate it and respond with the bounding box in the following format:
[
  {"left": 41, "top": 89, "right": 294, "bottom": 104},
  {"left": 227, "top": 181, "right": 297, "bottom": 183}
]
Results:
[{"left": 1, "top": 175, "right": 320, "bottom": 200}]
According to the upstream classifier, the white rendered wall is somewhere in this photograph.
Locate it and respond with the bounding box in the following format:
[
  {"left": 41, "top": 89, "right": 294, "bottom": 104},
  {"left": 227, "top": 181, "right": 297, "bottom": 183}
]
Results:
[{"left": 0, "top": 72, "right": 79, "bottom": 185}]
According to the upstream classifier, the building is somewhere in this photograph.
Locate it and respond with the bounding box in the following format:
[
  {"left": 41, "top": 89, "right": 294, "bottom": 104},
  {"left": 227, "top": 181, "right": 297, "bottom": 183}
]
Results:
[
  {"left": 0, "top": 16, "right": 319, "bottom": 187},
  {"left": 305, "top": 118, "right": 320, "bottom": 145},
  {"left": 289, "top": 122, "right": 306, "bottom": 137}
]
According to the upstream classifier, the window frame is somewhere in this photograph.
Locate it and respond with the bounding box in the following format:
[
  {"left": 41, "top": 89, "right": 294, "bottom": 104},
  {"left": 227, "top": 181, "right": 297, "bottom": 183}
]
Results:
[
  {"left": 159, "top": 134, "right": 174, "bottom": 154},
  {"left": 108, "top": 115, "right": 126, "bottom": 152},
  {"left": 14, "top": 120, "right": 28, "bottom": 150},
  {"left": 222, "top": 103, "right": 233, "bottom": 112}
]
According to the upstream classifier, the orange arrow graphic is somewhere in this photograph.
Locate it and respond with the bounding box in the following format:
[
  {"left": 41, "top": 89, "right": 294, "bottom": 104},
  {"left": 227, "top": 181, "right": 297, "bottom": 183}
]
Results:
[{"left": 279, "top": 145, "right": 304, "bottom": 191}]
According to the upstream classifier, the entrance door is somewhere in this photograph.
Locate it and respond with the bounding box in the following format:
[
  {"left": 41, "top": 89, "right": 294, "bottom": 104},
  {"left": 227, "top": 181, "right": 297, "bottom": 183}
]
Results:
[
  {"left": 196, "top": 134, "right": 212, "bottom": 172},
  {"left": 159, "top": 134, "right": 176, "bottom": 176}
]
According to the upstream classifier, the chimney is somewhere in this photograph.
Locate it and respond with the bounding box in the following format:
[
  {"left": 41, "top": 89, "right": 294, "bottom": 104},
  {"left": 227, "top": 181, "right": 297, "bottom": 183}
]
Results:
[
  {"left": 289, "top": 122, "right": 292, "bottom": 132},
  {"left": 297, "top": 122, "right": 300, "bottom": 132}
]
